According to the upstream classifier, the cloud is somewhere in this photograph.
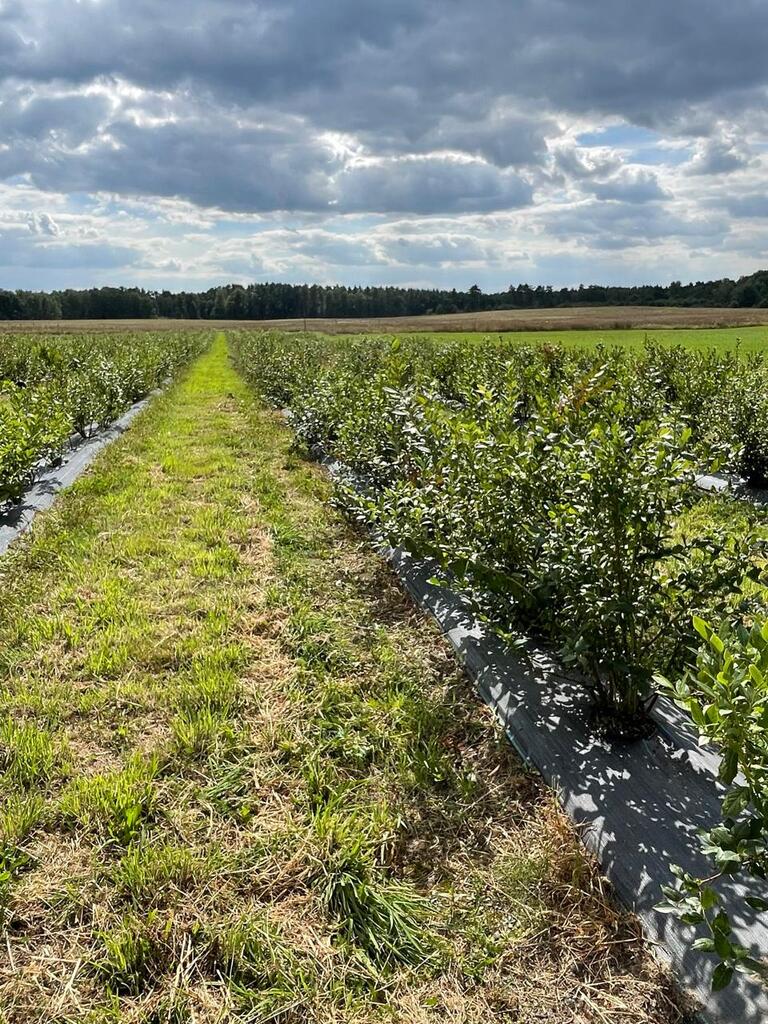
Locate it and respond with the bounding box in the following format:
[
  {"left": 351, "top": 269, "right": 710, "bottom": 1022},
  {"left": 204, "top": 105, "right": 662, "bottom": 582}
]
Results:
[
  {"left": 0, "top": 0, "right": 765, "bottom": 287},
  {"left": 0, "top": 107, "right": 534, "bottom": 217},
  {"left": 587, "top": 170, "right": 670, "bottom": 203},
  {"left": 0, "top": 114, "right": 339, "bottom": 213},
  {"left": 686, "top": 136, "right": 753, "bottom": 175},
  {"left": 26, "top": 212, "right": 59, "bottom": 236},
  {"left": 337, "top": 157, "right": 533, "bottom": 214},
  {"left": 723, "top": 193, "right": 768, "bottom": 219},
  {"left": 379, "top": 233, "right": 493, "bottom": 265},
  {"left": 258, "top": 229, "right": 384, "bottom": 266},
  {"left": 540, "top": 199, "right": 728, "bottom": 250},
  {"left": 5, "top": 1, "right": 768, "bottom": 130},
  {"left": 0, "top": 228, "right": 136, "bottom": 269},
  {"left": 0, "top": 87, "right": 109, "bottom": 144},
  {"left": 553, "top": 145, "right": 622, "bottom": 182}
]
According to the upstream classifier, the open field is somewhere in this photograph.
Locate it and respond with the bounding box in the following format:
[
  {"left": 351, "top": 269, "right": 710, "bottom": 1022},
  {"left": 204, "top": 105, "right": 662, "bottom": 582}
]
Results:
[
  {"left": 256, "top": 305, "right": 768, "bottom": 334},
  {"left": 330, "top": 325, "right": 768, "bottom": 353},
  {"left": 0, "top": 335, "right": 684, "bottom": 1023},
  {"left": 4, "top": 304, "right": 768, "bottom": 337}
]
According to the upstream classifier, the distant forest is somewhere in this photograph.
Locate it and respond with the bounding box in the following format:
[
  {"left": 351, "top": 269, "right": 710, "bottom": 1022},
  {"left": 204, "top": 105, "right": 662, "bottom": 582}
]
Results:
[{"left": 3, "top": 269, "right": 768, "bottom": 320}]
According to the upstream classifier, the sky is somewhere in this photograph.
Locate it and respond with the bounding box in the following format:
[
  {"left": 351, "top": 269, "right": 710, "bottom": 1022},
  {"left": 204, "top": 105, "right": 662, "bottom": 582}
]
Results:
[{"left": 0, "top": 0, "right": 767, "bottom": 293}]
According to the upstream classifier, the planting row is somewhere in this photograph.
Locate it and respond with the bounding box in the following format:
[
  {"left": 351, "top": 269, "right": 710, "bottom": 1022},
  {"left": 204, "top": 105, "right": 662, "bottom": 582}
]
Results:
[
  {"left": 0, "top": 332, "right": 207, "bottom": 505},
  {"left": 233, "top": 330, "right": 768, "bottom": 989}
]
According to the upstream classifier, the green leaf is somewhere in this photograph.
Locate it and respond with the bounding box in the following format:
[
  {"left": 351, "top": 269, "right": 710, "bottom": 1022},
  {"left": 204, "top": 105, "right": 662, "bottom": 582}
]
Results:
[
  {"left": 714, "top": 931, "right": 734, "bottom": 959},
  {"left": 681, "top": 911, "right": 705, "bottom": 925},
  {"left": 712, "top": 911, "right": 732, "bottom": 936},
  {"left": 712, "top": 963, "right": 734, "bottom": 991},
  {"left": 693, "top": 938, "right": 716, "bottom": 952},
  {"left": 700, "top": 887, "right": 720, "bottom": 911},
  {"left": 693, "top": 616, "right": 711, "bottom": 640},
  {"left": 715, "top": 851, "right": 743, "bottom": 872},
  {"left": 749, "top": 663, "right": 765, "bottom": 687},
  {"left": 720, "top": 748, "right": 739, "bottom": 786},
  {"left": 722, "top": 786, "right": 749, "bottom": 818},
  {"left": 689, "top": 701, "right": 707, "bottom": 729}
]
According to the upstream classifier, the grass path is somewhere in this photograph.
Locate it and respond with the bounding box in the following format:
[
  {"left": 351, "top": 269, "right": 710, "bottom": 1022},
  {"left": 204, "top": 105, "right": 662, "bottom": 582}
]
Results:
[{"left": 0, "top": 335, "right": 685, "bottom": 1023}]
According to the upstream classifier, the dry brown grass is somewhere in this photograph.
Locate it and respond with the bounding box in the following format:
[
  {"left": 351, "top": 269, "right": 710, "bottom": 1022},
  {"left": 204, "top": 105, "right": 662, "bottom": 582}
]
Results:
[{"left": 3, "top": 304, "right": 768, "bottom": 335}]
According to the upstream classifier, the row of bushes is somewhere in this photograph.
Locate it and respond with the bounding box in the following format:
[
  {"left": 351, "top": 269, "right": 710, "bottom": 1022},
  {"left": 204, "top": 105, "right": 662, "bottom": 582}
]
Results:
[
  {"left": 233, "top": 332, "right": 765, "bottom": 723},
  {"left": 0, "top": 333, "right": 207, "bottom": 504},
  {"left": 234, "top": 331, "right": 768, "bottom": 487},
  {"left": 233, "top": 330, "right": 768, "bottom": 987}
]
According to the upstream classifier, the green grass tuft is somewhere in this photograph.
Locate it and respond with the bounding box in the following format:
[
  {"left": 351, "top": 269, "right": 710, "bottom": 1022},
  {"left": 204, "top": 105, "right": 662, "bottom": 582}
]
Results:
[
  {"left": 59, "top": 755, "right": 159, "bottom": 845},
  {"left": 0, "top": 717, "right": 68, "bottom": 788}
]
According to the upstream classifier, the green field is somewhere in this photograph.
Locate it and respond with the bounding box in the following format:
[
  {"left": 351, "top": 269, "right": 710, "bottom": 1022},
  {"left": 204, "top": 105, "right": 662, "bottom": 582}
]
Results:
[{"left": 335, "top": 324, "right": 768, "bottom": 353}]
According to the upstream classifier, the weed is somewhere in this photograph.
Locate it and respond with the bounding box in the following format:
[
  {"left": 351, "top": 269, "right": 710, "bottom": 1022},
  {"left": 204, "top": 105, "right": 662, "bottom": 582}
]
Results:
[
  {"left": 0, "top": 792, "right": 45, "bottom": 845},
  {"left": 171, "top": 705, "right": 237, "bottom": 761},
  {"left": 198, "top": 752, "right": 256, "bottom": 820},
  {"left": 309, "top": 793, "right": 429, "bottom": 966},
  {"left": 0, "top": 717, "right": 67, "bottom": 787},
  {"left": 59, "top": 755, "right": 159, "bottom": 845},
  {"left": 97, "top": 911, "right": 170, "bottom": 995},
  {"left": 112, "top": 842, "right": 206, "bottom": 906},
  {"left": 177, "top": 664, "right": 242, "bottom": 716},
  {"left": 209, "top": 913, "right": 316, "bottom": 1016}
]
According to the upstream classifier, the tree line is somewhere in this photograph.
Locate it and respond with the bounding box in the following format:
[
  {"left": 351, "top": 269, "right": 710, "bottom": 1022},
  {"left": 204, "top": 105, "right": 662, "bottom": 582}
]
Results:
[{"left": 2, "top": 270, "right": 768, "bottom": 320}]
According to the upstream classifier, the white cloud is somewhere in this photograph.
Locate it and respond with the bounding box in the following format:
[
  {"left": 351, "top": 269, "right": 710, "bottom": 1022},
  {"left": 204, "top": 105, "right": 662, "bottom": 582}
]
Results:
[{"left": 26, "top": 211, "right": 59, "bottom": 236}]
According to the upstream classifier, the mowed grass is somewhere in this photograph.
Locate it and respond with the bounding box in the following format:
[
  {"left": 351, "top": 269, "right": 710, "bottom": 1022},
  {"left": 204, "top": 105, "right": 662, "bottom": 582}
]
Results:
[
  {"left": 0, "top": 335, "right": 686, "bottom": 1022},
  {"left": 328, "top": 324, "right": 768, "bottom": 353}
]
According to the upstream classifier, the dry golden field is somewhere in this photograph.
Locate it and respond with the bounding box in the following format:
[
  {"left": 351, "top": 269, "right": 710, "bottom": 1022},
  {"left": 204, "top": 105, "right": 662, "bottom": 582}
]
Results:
[{"left": 4, "top": 304, "right": 768, "bottom": 334}]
